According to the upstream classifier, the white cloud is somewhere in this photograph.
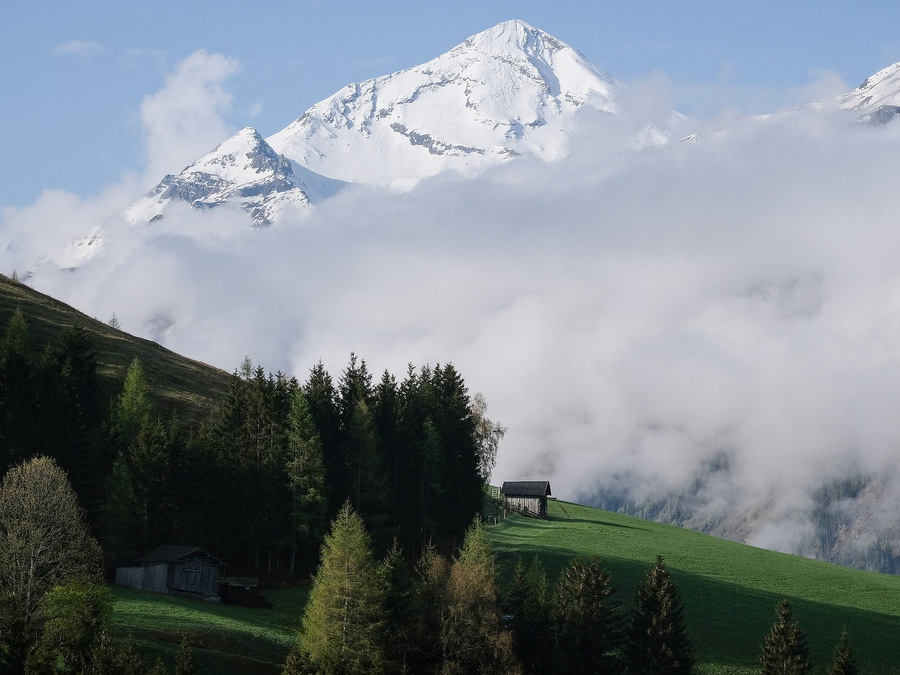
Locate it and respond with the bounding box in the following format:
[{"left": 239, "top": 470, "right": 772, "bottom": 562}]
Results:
[
  {"left": 5, "top": 60, "right": 900, "bottom": 560},
  {"left": 52, "top": 40, "right": 105, "bottom": 60},
  {"left": 138, "top": 49, "right": 241, "bottom": 186}
]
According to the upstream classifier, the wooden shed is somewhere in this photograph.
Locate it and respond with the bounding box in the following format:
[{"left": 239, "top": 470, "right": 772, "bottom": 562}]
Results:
[
  {"left": 500, "top": 481, "right": 552, "bottom": 518},
  {"left": 115, "top": 545, "right": 225, "bottom": 600}
]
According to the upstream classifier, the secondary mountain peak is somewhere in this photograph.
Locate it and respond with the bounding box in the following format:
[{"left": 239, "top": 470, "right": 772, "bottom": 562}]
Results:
[{"left": 125, "top": 126, "right": 343, "bottom": 227}]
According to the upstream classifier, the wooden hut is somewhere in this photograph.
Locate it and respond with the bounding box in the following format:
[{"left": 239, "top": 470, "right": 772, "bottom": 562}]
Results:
[
  {"left": 115, "top": 545, "right": 224, "bottom": 600},
  {"left": 500, "top": 481, "right": 552, "bottom": 518}
]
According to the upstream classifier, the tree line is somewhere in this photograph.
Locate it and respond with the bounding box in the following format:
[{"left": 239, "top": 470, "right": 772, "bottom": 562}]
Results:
[
  {"left": 0, "top": 309, "right": 501, "bottom": 573},
  {"left": 287, "top": 503, "right": 863, "bottom": 675},
  {"left": 286, "top": 503, "right": 694, "bottom": 674}
]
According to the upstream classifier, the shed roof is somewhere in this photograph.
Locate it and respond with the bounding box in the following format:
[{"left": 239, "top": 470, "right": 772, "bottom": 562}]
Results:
[
  {"left": 133, "top": 545, "right": 224, "bottom": 567},
  {"left": 500, "top": 481, "right": 551, "bottom": 497}
]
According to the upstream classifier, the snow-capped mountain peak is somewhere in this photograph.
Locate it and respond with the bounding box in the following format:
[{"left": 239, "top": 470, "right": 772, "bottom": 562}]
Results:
[
  {"left": 125, "top": 126, "right": 343, "bottom": 227},
  {"left": 266, "top": 20, "right": 620, "bottom": 186}
]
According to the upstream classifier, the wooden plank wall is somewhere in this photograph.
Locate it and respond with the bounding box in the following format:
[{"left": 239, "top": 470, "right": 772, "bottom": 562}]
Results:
[{"left": 115, "top": 564, "right": 168, "bottom": 593}]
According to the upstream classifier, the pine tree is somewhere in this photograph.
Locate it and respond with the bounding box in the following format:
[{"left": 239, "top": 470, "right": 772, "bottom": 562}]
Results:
[
  {"left": 623, "top": 555, "right": 694, "bottom": 674},
  {"left": 828, "top": 629, "right": 858, "bottom": 675},
  {"left": 298, "top": 502, "right": 386, "bottom": 674},
  {"left": 552, "top": 557, "right": 624, "bottom": 675},
  {"left": 758, "top": 600, "right": 812, "bottom": 675}
]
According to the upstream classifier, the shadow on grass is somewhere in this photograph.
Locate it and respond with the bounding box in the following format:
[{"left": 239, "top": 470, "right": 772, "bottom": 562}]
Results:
[
  {"left": 490, "top": 514, "right": 900, "bottom": 671},
  {"left": 545, "top": 514, "right": 652, "bottom": 531}
]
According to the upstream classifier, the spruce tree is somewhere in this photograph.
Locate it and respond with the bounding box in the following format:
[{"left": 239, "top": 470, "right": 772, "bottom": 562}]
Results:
[
  {"left": 298, "top": 501, "right": 386, "bottom": 674},
  {"left": 759, "top": 600, "right": 811, "bottom": 675},
  {"left": 284, "top": 388, "right": 328, "bottom": 575},
  {"left": 552, "top": 557, "right": 624, "bottom": 674},
  {"left": 828, "top": 629, "right": 858, "bottom": 675},
  {"left": 624, "top": 555, "right": 694, "bottom": 674},
  {"left": 0, "top": 309, "right": 37, "bottom": 472},
  {"left": 507, "top": 556, "right": 552, "bottom": 674}
]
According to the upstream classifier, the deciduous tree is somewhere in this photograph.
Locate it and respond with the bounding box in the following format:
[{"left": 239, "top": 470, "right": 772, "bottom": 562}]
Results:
[
  {"left": 28, "top": 580, "right": 114, "bottom": 674},
  {"left": 0, "top": 456, "right": 102, "bottom": 671},
  {"left": 439, "top": 518, "right": 520, "bottom": 675}
]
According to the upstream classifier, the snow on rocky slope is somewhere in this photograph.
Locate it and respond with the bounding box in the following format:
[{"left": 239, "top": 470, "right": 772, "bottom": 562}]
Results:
[
  {"left": 839, "top": 62, "right": 900, "bottom": 123},
  {"left": 128, "top": 20, "right": 627, "bottom": 225},
  {"left": 267, "top": 19, "right": 620, "bottom": 186},
  {"left": 125, "top": 127, "right": 344, "bottom": 227}
]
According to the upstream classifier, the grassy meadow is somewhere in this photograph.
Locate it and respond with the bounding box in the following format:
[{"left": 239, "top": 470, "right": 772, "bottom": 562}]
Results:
[
  {"left": 488, "top": 499, "right": 900, "bottom": 673},
  {"left": 109, "top": 498, "right": 900, "bottom": 673},
  {"left": 110, "top": 585, "right": 307, "bottom": 674}
]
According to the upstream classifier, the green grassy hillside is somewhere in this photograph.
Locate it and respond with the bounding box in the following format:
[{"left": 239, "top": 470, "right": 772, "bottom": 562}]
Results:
[
  {"left": 488, "top": 499, "right": 900, "bottom": 673},
  {"left": 110, "top": 586, "right": 305, "bottom": 674},
  {"left": 0, "top": 275, "right": 231, "bottom": 425}
]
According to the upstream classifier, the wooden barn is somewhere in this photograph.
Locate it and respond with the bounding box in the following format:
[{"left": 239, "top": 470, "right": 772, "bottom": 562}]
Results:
[
  {"left": 115, "top": 545, "right": 225, "bottom": 600},
  {"left": 500, "top": 481, "right": 552, "bottom": 518}
]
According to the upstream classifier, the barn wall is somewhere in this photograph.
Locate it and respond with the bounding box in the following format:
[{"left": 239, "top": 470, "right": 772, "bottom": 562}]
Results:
[
  {"left": 168, "top": 559, "right": 221, "bottom": 598},
  {"left": 115, "top": 563, "right": 168, "bottom": 593},
  {"left": 505, "top": 495, "right": 546, "bottom": 517}
]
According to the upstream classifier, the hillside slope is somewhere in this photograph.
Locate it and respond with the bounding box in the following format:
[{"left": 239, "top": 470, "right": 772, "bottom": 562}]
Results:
[
  {"left": 488, "top": 500, "right": 900, "bottom": 672},
  {"left": 0, "top": 274, "right": 231, "bottom": 425}
]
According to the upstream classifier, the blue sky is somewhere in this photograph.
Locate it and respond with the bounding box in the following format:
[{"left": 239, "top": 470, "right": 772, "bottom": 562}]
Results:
[{"left": 3, "top": 0, "right": 900, "bottom": 208}]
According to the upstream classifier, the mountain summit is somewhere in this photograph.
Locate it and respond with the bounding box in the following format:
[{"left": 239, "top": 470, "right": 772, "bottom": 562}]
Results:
[
  {"left": 127, "top": 20, "right": 623, "bottom": 225},
  {"left": 267, "top": 19, "right": 619, "bottom": 186}
]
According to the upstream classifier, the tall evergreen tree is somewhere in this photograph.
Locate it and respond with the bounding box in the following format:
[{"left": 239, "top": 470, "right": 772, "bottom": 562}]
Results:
[
  {"left": 38, "top": 323, "right": 105, "bottom": 519},
  {"left": 552, "top": 557, "right": 624, "bottom": 674},
  {"left": 507, "top": 556, "right": 553, "bottom": 674},
  {"left": 828, "top": 629, "right": 858, "bottom": 675},
  {"left": 298, "top": 502, "right": 386, "bottom": 674},
  {"left": 759, "top": 601, "right": 812, "bottom": 675},
  {"left": 407, "top": 543, "right": 451, "bottom": 673},
  {"left": 379, "top": 540, "right": 417, "bottom": 674},
  {"left": 0, "top": 309, "right": 37, "bottom": 472},
  {"left": 623, "top": 555, "right": 694, "bottom": 674},
  {"left": 284, "top": 388, "right": 329, "bottom": 575},
  {"left": 305, "top": 361, "right": 343, "bottom": 514}
]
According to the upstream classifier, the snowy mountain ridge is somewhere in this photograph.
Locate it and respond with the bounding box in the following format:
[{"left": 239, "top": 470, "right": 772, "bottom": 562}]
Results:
[
  {"left": 120, "top": 20, "right": 900, "bottom": 229},
  {"left": 127, "top": 20, "right": 627, "bottom": 226}
]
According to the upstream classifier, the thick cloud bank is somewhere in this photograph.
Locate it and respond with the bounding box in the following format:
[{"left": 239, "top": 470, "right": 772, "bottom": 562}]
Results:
[{"left": 4, "top": 58, "right": 900, "bottom": 566}]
